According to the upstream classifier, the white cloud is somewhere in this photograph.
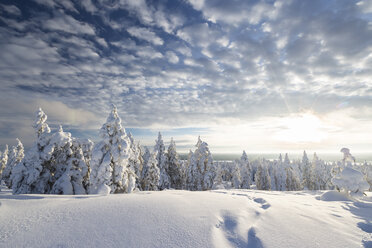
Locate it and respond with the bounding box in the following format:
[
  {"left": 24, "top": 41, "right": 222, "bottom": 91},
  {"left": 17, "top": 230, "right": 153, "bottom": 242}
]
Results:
[
  {"left": 80, "top": 0, "right": 97, "bottom": 13},
  {"left": 43, "top": 13, "right": 95, "bottom": 35},
  {"left": 34, "top": 0, "right": 78, "bottom": 12},
  {"left": 1, "top": 4, "right": 21, "bottom": 16},
  {"left": 136, "top": 46, "right": 163, "bottom": 59},
  {"left": 166, "top": 51, "right": 179, "bottom": 64},
  {"left": 357, "top": 0, "right": 372, "bottom": 14},
  {"left": 127, "top": 26, "right": 163, "bottom": 46}
]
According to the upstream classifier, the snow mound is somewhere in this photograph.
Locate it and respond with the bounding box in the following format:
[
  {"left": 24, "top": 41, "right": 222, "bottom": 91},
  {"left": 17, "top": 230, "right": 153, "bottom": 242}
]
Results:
[
  {"left": 332, "top": 166, "right": 370, "bottom": 197},
  {"left": 318, "top": 191, "right": 353, "bottom": 201}
]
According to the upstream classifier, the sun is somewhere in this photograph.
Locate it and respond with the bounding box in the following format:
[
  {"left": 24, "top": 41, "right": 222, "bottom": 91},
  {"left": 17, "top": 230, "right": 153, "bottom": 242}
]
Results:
[{"left": 274, "top": 113, "right": 327, "bottom": 143}]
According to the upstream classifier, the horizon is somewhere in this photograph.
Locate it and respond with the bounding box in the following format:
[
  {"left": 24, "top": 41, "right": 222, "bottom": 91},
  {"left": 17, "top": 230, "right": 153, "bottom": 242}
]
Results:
[{"left": 0, "top": 0, "right": 372, "bottom": 153}]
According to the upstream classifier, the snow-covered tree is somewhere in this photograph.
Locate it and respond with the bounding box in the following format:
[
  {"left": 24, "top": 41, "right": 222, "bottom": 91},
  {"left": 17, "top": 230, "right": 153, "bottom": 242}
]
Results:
[
  {"left": 255, "top": 160, "right": 271, "bottom": 190},
  {"left": 361, "top": 161, "right": 372, "bottom": 191},
  {"left": 49, "top": 126, "right": 90, "bottom": 195},
  {"left": 275, "top": 154, "right": 287, "bottom": 191},
  {"left": 285, "top": 166, "right": 302, "bottom": 191},
  {"left": 231, "top": 161, "right": 241, "bottom": 189},
  {"left": 0, "top": 145, "right": 9, "bottom": 180},
  {"left": 154, "top": 132, "right": 170, "bottom": 190},
  {"left": 75, "top": 138, "right": 93, "bottom": 190},
  {"left": 332, "top": 165, "right": 369, "bottom": 197},
  {"left": 141, "top": 151, "right": 160, "bottom": 191},
  {"left": 128, "top": 133, "right": 143, "bottom": 190},
  {"left": 140, "top": 146, "right": 151, "bottom": 189},
  {"left": 11, "top": 112, "right": 89, "bottom": 195},
  {"left": 239, "top": 151, "right": 251, "bottom": 189},
  {"left": 310, "top": 153, "right": 332, "bottom": 190},
  {"left": 186, "top": 149, "right": 198, "bottom": 190},
  {"left": 2, "top": 139, "right": 24, "bottom": 188},
  {"left": 187, "top": 137, "right": 215, "bottom": 191},
  {"left": 332, "top": 149, "right": 369, "bottom": 197},
  {"left": 301, "top": 151, "right": 312, "bottom": 190},
  {"left": 167, "top": 138, "right": 183, "bottom": 189},
  {"left": 142, "top": 146, "right": 151, "bottom": 169},
  {"left": 89, "top": 105, "right": 135, "bottom": 194},
  {"left": 12, "top": 108, "right": 55, "bottom": 194},
  {"left": 268, "top": 162, "right": 279, "bottom": 191},
  {"left": 213, "top": 164, "right": 224, "bottom": 189},
  {"left": 179, "top": 158, "right": 188, "bottom": 189}
]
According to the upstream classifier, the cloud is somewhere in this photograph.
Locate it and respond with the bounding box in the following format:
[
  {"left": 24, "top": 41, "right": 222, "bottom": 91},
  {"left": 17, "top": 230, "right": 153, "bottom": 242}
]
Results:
[
  {"left": 1, "top": 4, "right": 21, "bottom": 16},
  {"left": 0, "top": 0, "right": 372, "bottom": 152},
  {"left": 43, "top": 12, "right": 95, "bottom": 35},
  {"left": 0, "top": 96, "right": 100, "bottom": 148},
  {"left": 186, "top": 0, "right": 281, "bottom": 25},
  {"left": 80, "top": 0, "right": 97, "bottom": 13},
  {"left": 33, "top": 0, "right": 78, "bottom": 13},
  {"left": 127, "top": 26, "right": 163, "bottom": 45},
  {"left": 166, "top": 51, "right": 179, "bottom": 64}
]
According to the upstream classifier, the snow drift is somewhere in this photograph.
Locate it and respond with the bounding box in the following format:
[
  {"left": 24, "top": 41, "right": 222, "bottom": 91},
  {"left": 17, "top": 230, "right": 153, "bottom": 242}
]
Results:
[{"left": 0, "top": 188, "right": 371, "bottom": 248}]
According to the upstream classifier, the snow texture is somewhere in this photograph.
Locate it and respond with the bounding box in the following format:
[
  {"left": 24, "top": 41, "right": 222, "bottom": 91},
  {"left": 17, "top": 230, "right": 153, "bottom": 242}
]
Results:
[{"left": 1, "top": 187, "right": 371, "bottom": 248}]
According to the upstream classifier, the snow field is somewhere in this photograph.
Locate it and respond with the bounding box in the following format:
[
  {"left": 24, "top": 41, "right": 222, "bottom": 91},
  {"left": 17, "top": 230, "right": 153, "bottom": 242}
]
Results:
[{"left": 1, "top": 188, "right": 371, "bottom": 248}]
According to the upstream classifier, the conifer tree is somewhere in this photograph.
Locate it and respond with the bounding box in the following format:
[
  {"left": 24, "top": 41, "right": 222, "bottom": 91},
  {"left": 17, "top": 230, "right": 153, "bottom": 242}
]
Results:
[
  {"left": 154, "top": 132, "right": 170, "bottom": 190},
  {"left": 231, "top": 161, "right": 242, "bottom": 189},
  {"left": 128, "top": 132, "right": 143, "bottom": 189},
  {"left": 49, "top": 126, "right": 90, "bottom": 194},
  {"left": 255, "top": 160, "right": 271, "bottom": 190},
  {"left": 285, "top": 166, "right": 302, "bottom": 191},
  {"left": 167, "top": 137, "right": 182, "bottom": 189},
  {"left": 89, "top": 105, "right": 135, "bottom": 194},
  {"left": 186, "top": 137, "right": 215, "bottom": 191},
  {"left": 239, "top": 150, "right": 251, "bottom": 189},
  {"left": 12, "top": 108, "right": 55, "bottom": 194},
  {"left": 0, "top": 145, "right": 9, "bottom": 180},
  {"left": 301, "top": 151, "right": 312, "bottom": 190},
  {"left": 142, "top": 151, "right": 160, "bottom": 191},
  {"left": 2, "top": 139, "right": 24, "bottom": 188}
]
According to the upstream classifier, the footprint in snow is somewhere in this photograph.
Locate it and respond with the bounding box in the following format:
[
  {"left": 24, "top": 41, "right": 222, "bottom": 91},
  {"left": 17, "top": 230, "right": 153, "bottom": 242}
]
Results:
[
  {"left": 247, "top": 227, "right": 264, "bottom": 248},
  {"left": 253, "top": 198, "right": 271, "bottom": 210}
]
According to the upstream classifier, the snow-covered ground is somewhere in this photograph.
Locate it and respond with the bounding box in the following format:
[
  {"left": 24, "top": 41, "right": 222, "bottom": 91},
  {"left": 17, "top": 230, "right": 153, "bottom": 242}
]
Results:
[{"left": 1, "top": 188, "right": 371, "bottom": 248}]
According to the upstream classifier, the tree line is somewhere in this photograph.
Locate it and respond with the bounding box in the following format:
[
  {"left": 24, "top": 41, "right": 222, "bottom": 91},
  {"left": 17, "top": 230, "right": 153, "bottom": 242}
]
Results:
[{"left": 0, "top": 105, "right": 371, "bottom": 195}]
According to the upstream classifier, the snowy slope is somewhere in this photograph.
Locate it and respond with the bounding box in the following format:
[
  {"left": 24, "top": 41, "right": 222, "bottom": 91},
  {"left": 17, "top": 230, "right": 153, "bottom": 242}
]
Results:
[{"left": 0, "top": 188, "right": 371, "bottom": 248}]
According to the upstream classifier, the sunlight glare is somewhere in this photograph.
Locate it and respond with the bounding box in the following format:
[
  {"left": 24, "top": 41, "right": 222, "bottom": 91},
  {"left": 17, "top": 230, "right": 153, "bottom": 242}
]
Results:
[{"left": 274, "top": 113, "right": 327, "bottom": 143}]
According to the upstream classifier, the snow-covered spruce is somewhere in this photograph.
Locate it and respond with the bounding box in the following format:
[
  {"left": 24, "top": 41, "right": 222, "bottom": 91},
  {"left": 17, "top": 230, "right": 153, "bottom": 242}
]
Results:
[
  {"left": 301, "top": 151, "right": 312, "bottom": 190},
  {"left": 186, "top": 136, "right": 215, "bottom": 191},
  {"left": 361, "top": 161, "right": 372, "bottom": 190},
  {"left": 75, "top": 138, "right": 94, "bottom": 190},
  {"left": 332, "top": 164, "right": 370, "bottom": 197},
  {"left": 2, "top": 139, "right": 24, "bottom": 188},
  {"left": 332, "top": 149, "right": 370, "bottom": 197},
  {"left": 154, "top": 132, "right": 170, "bottom": 190},
  {"left": 128, "top": 132, "right": 144, "bottom": 190},
  {"left": 239, "top": 150, "right": 251, "bottom": 189},
  {"left": 231, "top": 161, "right": 241, "bottom": 189},
  {"left": 255, "top": 160, "right": 271, "bottom": 190},
  {"left": 89, "top": 105, "right": 135, "bottom": 194},
  {"left": 50, "top": 126, "right": 90, "bottom": 195},
  {"left": 141, "top": 150, "right": 160, "bottom": 191},
  {"left": 310, "top": 153, "right": 333, "bottom": 190},
  {"left": 12, "top": 112, "right": 90, "bottom": 195},
  {"left": 0, "top": 144, "right": 9, "bottom": 180},
  {"left": 11, "top": 108, "right": 54, "bottom": 194},
  {"left": 167, "top": 137, "right": 183, "bottom": 189}
]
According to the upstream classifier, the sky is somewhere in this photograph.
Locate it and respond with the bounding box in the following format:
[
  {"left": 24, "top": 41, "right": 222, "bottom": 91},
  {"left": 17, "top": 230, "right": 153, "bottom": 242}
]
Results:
[{"left": 0, "top": 0, "right": 372, "bottom": 154}]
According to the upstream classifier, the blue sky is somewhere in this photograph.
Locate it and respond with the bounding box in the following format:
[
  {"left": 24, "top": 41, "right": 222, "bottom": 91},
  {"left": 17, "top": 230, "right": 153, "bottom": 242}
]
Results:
[{"left": 0, "top": 0, "right": 372, "bottom": 153}]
